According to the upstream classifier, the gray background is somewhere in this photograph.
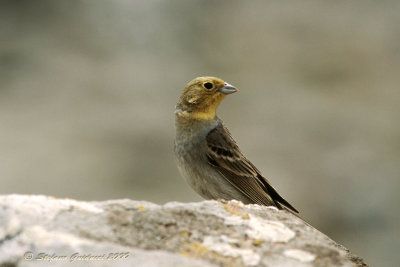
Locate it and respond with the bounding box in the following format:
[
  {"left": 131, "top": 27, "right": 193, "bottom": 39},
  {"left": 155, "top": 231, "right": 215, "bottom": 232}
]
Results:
[{"left": 1, "top": 1, "right": 399, "bottom": 266}]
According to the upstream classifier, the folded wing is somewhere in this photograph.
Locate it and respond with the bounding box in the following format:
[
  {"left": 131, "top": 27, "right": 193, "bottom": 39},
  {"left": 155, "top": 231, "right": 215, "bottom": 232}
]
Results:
[{"left": 206, "top": 122, "right": 298, "bottom": 213}]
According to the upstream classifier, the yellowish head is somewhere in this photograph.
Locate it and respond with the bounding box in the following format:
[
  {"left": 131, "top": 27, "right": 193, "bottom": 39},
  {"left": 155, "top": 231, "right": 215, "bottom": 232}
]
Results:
[{"left": 176, "top": 76, "right": 237, "bottom": 121}]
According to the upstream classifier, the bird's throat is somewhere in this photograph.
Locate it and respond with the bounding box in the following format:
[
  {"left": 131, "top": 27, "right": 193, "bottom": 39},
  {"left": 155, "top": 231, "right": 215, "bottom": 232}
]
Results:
[
  {"left": 176, "top": 93, "right": 226, "bottom": 122},
  {"left": 176, "top": 109, "right": 216, "bottom": 121}
]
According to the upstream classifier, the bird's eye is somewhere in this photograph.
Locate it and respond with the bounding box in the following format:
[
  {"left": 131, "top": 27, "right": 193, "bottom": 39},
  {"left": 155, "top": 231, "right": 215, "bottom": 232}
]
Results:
[{"left": 203, "top": 82, "right": 214, "bottom": 90}]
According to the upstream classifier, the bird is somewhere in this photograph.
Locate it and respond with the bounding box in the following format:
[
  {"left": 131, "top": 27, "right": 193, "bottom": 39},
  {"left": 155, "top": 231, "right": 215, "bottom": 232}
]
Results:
[{"left": 174, "top": 76, "right": 298, "bottom": 213}]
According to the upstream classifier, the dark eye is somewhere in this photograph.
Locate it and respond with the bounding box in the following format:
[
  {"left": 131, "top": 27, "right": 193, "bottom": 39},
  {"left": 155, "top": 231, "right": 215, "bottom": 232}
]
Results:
[{"left": 203, "top": 82, "right": 213, "bottom": 90}]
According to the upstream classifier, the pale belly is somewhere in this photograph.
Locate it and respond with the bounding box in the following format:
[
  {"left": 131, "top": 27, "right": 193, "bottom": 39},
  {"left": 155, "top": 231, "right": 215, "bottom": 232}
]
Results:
[{"left": 175, "top": 150, "right": 250, "bottom": 202}]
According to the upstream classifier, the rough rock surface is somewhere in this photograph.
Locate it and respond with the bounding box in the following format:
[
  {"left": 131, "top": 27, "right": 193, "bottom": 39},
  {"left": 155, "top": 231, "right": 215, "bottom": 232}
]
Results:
[{"left": 0, "top": 195, "right": 367, "bottom": 267}]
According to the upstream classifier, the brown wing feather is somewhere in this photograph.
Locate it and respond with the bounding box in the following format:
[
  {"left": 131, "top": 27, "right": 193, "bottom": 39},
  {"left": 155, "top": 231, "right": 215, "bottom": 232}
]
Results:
[{"left": 206, "top": 122, "right": 298, "bottom": 213}]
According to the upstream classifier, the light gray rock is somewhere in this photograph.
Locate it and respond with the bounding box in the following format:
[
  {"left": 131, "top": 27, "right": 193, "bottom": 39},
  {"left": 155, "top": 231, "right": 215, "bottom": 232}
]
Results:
[{"left": 0, "top": 195, "right": 367, "bottom": 267}]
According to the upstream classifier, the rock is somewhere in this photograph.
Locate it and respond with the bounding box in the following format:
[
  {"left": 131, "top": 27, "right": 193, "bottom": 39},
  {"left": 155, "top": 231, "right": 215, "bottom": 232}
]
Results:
[{"left": 0, "top": 195, "right": 367, "bottom": 267}]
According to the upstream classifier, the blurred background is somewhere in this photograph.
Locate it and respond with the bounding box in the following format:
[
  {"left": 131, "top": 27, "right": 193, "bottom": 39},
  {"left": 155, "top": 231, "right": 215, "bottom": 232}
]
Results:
[{"left": 1, "top": 1, "right": 399, "bottom": 266}]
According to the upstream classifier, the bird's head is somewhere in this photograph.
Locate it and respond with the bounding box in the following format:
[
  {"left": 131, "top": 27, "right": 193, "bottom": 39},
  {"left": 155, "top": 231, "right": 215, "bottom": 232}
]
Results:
[{"left": 176, "top": 76, "right": 237, "bottom": 121}]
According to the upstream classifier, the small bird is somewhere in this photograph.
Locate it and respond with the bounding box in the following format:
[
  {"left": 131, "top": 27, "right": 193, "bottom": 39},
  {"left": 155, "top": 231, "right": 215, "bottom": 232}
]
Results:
[{"left": 174, "top": 76, "right": 298, "bottom": 213}]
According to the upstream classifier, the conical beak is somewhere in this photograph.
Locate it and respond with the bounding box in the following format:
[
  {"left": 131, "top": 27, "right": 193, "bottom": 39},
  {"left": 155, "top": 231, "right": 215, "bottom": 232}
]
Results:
[{"left": 218, "top": 82, "right": 238, "bottom": 94}]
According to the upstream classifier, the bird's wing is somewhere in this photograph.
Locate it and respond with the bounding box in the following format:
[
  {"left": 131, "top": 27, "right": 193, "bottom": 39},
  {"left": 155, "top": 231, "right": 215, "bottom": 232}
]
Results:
[{"left": 206, "top": 123, "right": 298, "bottom": 213}]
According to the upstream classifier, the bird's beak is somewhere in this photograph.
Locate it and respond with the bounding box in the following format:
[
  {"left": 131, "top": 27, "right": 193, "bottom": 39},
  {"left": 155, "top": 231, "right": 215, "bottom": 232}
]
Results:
[{"left": 219, "top": 82, "right": 238, "bottom": 94}]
